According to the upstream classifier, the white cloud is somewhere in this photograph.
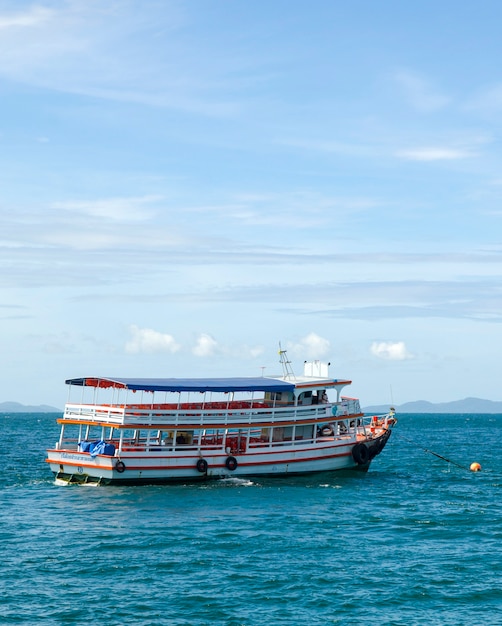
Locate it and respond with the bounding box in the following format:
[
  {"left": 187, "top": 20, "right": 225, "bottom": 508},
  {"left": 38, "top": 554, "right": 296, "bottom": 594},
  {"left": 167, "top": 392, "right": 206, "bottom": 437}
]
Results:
[
  {"left": 396, "top": 147, "right": 473, "bottom": 161},
  {"left": 288, "top": 333, "right": 330, "bottom": 360},
  {"left": 192, "top": 333, "right": 219, "bottom": 357},
  {"left": 370, "top": 341, "right": 414, "bottom": 361},
  {"left": 124, "top": 328, "right": 263, "bottom": 360},
  {"left": 125, "top": 325, "right": 181, "bottom": 354},
  {"left": 246, "top": 345, "right": 265, "bottom": 358}
]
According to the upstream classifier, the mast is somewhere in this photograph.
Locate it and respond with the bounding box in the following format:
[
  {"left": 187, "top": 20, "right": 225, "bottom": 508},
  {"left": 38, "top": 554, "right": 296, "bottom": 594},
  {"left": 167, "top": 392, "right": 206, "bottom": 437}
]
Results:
[{"left": 278, "top": 343, "right": 295, "bottom": 379}]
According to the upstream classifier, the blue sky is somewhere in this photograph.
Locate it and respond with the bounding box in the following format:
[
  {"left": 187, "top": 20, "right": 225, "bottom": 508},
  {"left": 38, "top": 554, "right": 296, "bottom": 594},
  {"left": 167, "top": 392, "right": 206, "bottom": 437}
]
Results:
[{"left": 2, "top": 0, "right": 502, "bottom": 407}]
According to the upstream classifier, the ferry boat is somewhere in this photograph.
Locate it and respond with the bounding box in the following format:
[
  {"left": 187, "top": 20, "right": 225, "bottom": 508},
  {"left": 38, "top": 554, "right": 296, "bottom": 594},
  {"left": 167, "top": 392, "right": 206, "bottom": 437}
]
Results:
[{"left": 46, "top": 352, "right": 396, "bottom": 485}]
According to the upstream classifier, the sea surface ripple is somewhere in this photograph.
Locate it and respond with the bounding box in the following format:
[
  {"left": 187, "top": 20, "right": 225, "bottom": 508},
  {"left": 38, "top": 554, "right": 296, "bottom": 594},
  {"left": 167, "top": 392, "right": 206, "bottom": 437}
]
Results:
[{"left": 1, "top": 413, "right": 501, "bottom": 625}]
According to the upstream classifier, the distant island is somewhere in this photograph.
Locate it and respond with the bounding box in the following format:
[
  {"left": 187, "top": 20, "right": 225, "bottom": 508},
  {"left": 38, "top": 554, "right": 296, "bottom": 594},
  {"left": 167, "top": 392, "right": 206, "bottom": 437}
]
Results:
[
  {"left": 0, "top": 401, "right": 61, "bottom": 413},
  {"left": 364, "top": 397, "right": 502, "bottom": 414}
]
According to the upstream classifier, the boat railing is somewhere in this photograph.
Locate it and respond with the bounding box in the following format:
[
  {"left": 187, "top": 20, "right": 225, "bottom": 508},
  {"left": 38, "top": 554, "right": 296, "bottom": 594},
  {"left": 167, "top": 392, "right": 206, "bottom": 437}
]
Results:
[
  {"left": 54, "top": 431, "right": 357, "bottom": 455},
  {"left": 64, "top": 403, "right": 127, "bottom": 422},
  {"left": 63, "top": 402, "right": 345, "bottom": 426},
  {"left": 53, "top": 409, "right": 393, "bottom": 457},
  {"left": 335, "top": 398, "right": 361, "bottom": 416}
]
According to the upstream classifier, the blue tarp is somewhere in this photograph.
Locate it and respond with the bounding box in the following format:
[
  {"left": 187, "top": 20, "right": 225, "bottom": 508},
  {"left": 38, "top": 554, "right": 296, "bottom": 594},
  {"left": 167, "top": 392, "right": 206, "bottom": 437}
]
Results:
[
  {"left": 66, "top": 376, "right": 297, "bottom": 393},
  {"left": 79, "top": 440, "right": 116, "bottom": 457}
]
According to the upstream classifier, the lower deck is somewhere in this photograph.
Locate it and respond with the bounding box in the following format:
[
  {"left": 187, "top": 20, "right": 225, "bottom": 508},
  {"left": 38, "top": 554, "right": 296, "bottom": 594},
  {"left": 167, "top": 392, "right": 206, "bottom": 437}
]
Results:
[
  {"left": 52, "top": 415, "right": 389, "bottom": 457},
  {"left": 46, "top": 414, "right": 395, "bottom": 485}
]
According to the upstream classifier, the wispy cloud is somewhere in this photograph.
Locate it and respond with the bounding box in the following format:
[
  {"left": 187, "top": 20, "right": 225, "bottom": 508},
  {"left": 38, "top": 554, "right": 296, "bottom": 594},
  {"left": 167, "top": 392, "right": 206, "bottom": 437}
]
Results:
[
  {"left": 395, "top": 69, "right": 450, "bottom": 112},
  {"left": 466, "top": 83, "right": 502, "bottom": 114},
  {"left": 186, "top": 191, "right": 383, "bottom": 229},
  {"left": 123, "top": 278, "right": 502, "bottom": 323},
  {"left": 278, "top": 137, "right": 379, "bottom": 159},
  {"left": 52, "top": 195, "right": 162, "bottom": 222},
  {"left": 0, "top": 2, "right": 242, "bottom": 116},
  {"left": 396, "top": 147, "right": 474, "bottom": 161},
  {"left": 0, "top": 6, "right": 54, "bottom": 29}
]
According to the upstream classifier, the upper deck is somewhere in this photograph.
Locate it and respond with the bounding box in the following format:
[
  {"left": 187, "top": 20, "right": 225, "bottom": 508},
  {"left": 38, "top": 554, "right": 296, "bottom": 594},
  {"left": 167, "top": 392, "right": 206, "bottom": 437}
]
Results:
[
  {"left": 62, "top": 363, "right": 358, "bottom": 428},
  {"left": 61, "top": 396, "right": 362, "bottom": 428}
]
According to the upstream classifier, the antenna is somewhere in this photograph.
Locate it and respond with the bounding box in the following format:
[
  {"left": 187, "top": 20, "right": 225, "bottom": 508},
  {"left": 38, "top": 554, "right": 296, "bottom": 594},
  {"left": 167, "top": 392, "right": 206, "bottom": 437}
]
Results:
[{"left": 278, "top": 342, "right": 295, "bottom": 379}]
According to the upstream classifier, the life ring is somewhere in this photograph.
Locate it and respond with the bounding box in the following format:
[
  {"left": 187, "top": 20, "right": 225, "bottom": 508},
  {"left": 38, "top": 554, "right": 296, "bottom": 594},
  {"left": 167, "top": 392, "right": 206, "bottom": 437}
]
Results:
[
  {"left": 225, "top": 456, "right": 238, "bottom": 471},
  {"left": 115, "top": 460, "right": 126, "bottom": 473},
  {"left": 321, "top": 425, "right": 334, "bottom": 436},
  {"left": 196, "top": 458, "right": 208, "bottom": 473},
  {"left": 352, "top": 443, "right": 370, "bottom": 465}
]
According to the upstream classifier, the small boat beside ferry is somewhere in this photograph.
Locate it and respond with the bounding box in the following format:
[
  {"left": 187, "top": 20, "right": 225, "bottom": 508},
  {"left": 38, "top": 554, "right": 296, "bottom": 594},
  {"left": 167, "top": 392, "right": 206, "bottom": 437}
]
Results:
[{"left": 46, "top": 351, "right": 396, "bottom": 485}]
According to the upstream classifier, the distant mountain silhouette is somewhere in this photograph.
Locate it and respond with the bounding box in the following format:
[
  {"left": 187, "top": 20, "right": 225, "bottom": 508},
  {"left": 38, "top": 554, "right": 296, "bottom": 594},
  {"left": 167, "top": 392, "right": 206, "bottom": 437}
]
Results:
[
  {"left": 0, "top": 401, "right": 61, "bottom": 413},
  {"left": 364, "top": 397, "right": 502, "bottom": 414},
  {"left": 2, "top": 397, "right": 502, "bottom": 414}
]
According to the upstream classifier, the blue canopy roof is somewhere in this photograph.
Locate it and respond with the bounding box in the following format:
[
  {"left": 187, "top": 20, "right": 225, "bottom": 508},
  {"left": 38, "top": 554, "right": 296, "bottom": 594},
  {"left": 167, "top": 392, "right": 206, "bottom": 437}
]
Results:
[{"left": 65, "top": 376, "right": 297, "bottom": 393}]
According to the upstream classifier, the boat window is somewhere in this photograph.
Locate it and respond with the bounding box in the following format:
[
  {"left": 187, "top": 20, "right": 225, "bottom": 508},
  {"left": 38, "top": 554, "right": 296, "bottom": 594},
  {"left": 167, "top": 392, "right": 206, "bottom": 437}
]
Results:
[
  {"left": 298, "top": 391, "right": 312, "bottom": 405},
  {"left": 264, "top": 391, "right": 295, "bottom": 405},
  {"left": 269, "top": 392, "right": 282, "bottom": 402},
  {"left": 295, "top": 424, "right": 314, "bottom": 440},
  {"left": 175, "top": 431, "right": 193, "bottom": 445},
  {"left": 272, "top": 427, "right": 284, "bottom": 442}
]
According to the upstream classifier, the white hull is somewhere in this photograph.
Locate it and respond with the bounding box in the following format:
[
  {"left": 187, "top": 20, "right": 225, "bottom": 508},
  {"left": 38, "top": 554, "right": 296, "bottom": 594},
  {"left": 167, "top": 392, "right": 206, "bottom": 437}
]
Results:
[
  {"left": 46, "top": 356, "right": 396, "bottom": 485},
  {"left": 47, "top": 431, "right": 391, "bottom": 485}
]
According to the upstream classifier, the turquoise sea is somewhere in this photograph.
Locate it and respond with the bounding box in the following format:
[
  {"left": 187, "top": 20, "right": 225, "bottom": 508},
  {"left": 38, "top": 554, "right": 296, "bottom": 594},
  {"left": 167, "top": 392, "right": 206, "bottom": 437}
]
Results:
[{"left": 1, "top": 412, "right": 501, "bottom": 625}]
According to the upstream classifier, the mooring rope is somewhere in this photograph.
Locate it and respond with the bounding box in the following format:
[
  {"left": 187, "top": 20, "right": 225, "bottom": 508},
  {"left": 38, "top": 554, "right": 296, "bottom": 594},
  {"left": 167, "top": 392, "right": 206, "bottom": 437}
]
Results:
[{"left": 397, "top": 432, "right": 473, "bottom": 472}]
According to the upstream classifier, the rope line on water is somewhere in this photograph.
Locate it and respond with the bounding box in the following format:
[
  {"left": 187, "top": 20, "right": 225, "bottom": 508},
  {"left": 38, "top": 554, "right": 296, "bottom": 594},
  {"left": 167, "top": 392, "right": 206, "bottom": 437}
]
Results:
[{"left": 397, "top": 432, "right": 472, "bottom": 472}]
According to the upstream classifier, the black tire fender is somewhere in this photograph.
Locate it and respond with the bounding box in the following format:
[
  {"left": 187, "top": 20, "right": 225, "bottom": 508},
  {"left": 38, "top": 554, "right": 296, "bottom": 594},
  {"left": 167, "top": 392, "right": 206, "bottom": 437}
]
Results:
[
  {"left": 225, "top": 456, "right": 238, "bottom": 471},
  {"left": 115, "top": 460, "right": 126, "bottom": 473},
  {"left": 352, "top": 443, "right": 370, "bottom": 465},
  {"left": 196, "top": 458, "right": 208, "bottom": 473}
]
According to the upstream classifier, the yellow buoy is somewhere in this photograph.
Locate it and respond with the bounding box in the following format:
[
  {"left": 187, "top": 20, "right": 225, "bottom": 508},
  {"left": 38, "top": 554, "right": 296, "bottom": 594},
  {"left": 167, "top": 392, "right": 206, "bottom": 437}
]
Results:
[{"left": 470, "top": 462, "right": 482, "bottom": 472}]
